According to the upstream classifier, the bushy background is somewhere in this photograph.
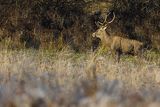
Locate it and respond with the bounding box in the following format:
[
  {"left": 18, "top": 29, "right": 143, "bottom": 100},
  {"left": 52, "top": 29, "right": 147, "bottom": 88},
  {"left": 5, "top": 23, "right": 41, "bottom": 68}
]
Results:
[{"left": 0, "top": 0, "right": 159, "bottom": 51}]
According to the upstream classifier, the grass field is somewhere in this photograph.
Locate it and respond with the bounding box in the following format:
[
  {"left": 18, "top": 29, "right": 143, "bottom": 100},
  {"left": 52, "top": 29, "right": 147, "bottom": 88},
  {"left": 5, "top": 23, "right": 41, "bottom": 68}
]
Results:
[{"left": 0, "top": 48, "right": 160, "bottom": 107}]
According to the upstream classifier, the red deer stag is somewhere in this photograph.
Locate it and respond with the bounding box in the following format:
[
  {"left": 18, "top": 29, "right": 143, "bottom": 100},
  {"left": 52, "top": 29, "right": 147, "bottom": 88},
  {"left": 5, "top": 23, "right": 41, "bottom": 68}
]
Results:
[{"left": 92, "top": 12, "right": 144, "bottom": 62}]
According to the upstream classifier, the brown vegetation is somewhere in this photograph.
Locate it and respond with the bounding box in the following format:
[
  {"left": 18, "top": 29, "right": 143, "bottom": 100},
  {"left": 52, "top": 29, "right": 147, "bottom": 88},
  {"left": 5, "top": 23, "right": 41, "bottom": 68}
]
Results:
[
  {"left": 0, "top": 0, "right": 159, "bottom": 51},
  {"left": 0, "top": 49, "right": 159, "bottom": 107}
]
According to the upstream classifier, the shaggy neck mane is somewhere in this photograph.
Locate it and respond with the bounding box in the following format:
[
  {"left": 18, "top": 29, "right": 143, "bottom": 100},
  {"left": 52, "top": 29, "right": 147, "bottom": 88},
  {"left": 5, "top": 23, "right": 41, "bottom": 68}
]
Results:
[
  {"left": 102, "top": 30, "right": 112, "bottom": 46},
  {"left": 105, "top": 30, "right": 111, "bottom": 37}
]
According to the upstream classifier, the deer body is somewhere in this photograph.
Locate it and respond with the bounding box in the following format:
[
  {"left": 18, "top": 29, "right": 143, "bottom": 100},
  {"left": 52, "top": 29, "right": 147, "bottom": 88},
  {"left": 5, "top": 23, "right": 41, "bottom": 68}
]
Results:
[
  {"left": 92, "top": 12, "right": 143, "bottom": 62},
  {"left": 111, "top": 36, "right": 143, "bottom": 55},
  {"left": 93, "top": 27, "right": 143, "bottom": 62}
]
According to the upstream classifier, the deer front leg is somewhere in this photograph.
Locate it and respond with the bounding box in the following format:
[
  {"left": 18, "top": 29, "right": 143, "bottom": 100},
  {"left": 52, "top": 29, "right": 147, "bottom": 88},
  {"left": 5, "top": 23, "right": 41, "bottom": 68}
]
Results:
[
  {"left": 111, "top": 50, "right": 119, "bottom": 62},
  {"left": 110, "top": 45, "right": 120, "bottom": 63},
  {"left": 116, "top": 50, "right": 121, "bottom": 63}
]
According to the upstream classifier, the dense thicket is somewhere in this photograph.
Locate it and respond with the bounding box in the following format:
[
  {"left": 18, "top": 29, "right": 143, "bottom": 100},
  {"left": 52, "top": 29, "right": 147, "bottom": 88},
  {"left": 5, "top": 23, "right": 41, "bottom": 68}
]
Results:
[
  {"left": 0, "top": 0, "right": 159, "bottom": 50},
  {"left": 112, "top": 0, "right": 160, "bottom": 49}
]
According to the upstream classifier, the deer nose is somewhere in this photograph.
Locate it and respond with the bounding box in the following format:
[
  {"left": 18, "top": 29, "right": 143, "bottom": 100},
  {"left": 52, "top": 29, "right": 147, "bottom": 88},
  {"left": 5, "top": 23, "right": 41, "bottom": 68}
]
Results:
[{"left": 92, "top": 33, "right": 96, "bottom": 37}]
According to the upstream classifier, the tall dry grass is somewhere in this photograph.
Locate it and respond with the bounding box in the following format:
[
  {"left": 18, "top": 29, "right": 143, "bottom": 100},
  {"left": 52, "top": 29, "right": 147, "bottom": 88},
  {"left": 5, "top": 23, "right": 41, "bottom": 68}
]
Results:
[{"left": 0, "top": 48, "right": 160, "bottom": 107}]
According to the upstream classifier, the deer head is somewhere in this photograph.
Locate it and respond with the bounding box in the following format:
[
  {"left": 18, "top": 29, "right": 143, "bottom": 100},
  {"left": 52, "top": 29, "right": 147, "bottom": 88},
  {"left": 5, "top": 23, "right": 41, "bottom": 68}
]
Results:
[{"left": 92, "top": 12, "right": 115, "bottom": 39}]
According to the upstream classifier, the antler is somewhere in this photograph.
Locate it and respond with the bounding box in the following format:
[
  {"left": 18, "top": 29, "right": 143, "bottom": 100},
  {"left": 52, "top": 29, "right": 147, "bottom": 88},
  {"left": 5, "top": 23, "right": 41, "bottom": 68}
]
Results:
[
  {"left": 95, "top": 12, "right": 115, "bottom": 27},
  {"left": 103, "top": 12, "right": 115, "bottom": 27},
  {"left": 103, "top": 12, "right": 112, "bottom": 24},
  {"left": 107, "top": 12, "right": 115, "bottom": 24},
  {"left": 95, "top": 21, "right": 103, "bottom": 27}
]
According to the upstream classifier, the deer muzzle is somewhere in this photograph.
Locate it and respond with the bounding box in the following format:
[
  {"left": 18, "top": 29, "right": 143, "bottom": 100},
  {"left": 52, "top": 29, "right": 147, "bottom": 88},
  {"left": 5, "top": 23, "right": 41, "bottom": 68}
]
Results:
[{"left": 92, "top": 33, "right": 96, "bottom": 37}]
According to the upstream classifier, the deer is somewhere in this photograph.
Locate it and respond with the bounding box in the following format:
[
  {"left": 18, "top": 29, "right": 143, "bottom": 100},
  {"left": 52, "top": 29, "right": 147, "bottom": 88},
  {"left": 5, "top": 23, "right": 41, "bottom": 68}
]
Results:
[{"left": 92, "top": 12, "right": 144, "bottom": 62}]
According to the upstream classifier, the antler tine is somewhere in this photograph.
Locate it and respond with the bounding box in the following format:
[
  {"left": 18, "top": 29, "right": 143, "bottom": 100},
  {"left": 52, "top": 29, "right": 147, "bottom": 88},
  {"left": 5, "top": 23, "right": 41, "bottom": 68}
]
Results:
[
  {"left": 98, "top": 21, "right": 103, "bottom": 25},
  {"left": 95, "top": 12, "right": 115, "bottom": 27},
  {"left": 108, "top": 12, "right": 115, "bottom": 24},
  {"left": 103, "top": 12, "right": 115, "bottom": 27},
  {"left": 95, "top": 21, "right": 103, "bottom": 27},
  {"left": 103, "top": 12, "right": 111, "bottom": 24}
]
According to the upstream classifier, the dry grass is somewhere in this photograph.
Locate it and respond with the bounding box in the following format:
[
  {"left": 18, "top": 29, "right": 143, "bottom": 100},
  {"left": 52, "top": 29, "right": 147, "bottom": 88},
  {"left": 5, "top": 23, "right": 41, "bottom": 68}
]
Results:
[{"left": 0, "top": 48, "right": 160, "bottom": 107}]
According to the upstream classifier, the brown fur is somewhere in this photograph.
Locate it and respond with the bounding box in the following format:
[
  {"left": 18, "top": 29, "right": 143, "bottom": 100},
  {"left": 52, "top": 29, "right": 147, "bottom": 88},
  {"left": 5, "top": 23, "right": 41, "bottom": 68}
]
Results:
[{"left": 92, "top": 26, "right": 143, "bottom": 62}]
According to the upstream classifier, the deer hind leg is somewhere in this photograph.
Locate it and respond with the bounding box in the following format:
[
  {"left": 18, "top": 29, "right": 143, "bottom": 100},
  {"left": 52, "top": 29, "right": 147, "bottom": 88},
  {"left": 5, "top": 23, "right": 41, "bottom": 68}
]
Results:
[
  {"left": 138, "top": 45, "right": 144, "bottom": 58},
  {"left": 110, "top": 49, "right": 115, "bottom": 60},
  {"left": 137, "top": 49, "right": 144, "bottom": 62},
  {"left": 134, "top": 47, "right": 143, "bottom": 59}
]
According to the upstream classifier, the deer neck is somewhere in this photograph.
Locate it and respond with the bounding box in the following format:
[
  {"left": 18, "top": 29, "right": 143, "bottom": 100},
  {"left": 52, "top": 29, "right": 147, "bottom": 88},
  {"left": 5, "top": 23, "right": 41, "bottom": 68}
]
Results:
[{"left": 102, "top": 31, "right": 112, "bottom": 46}]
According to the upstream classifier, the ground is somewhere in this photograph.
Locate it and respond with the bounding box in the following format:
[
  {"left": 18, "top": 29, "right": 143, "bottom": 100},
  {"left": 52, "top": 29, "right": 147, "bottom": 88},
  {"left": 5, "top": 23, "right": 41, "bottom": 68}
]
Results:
[{"left": 0, "top": 48, "right": 160, "bottom": 107}]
